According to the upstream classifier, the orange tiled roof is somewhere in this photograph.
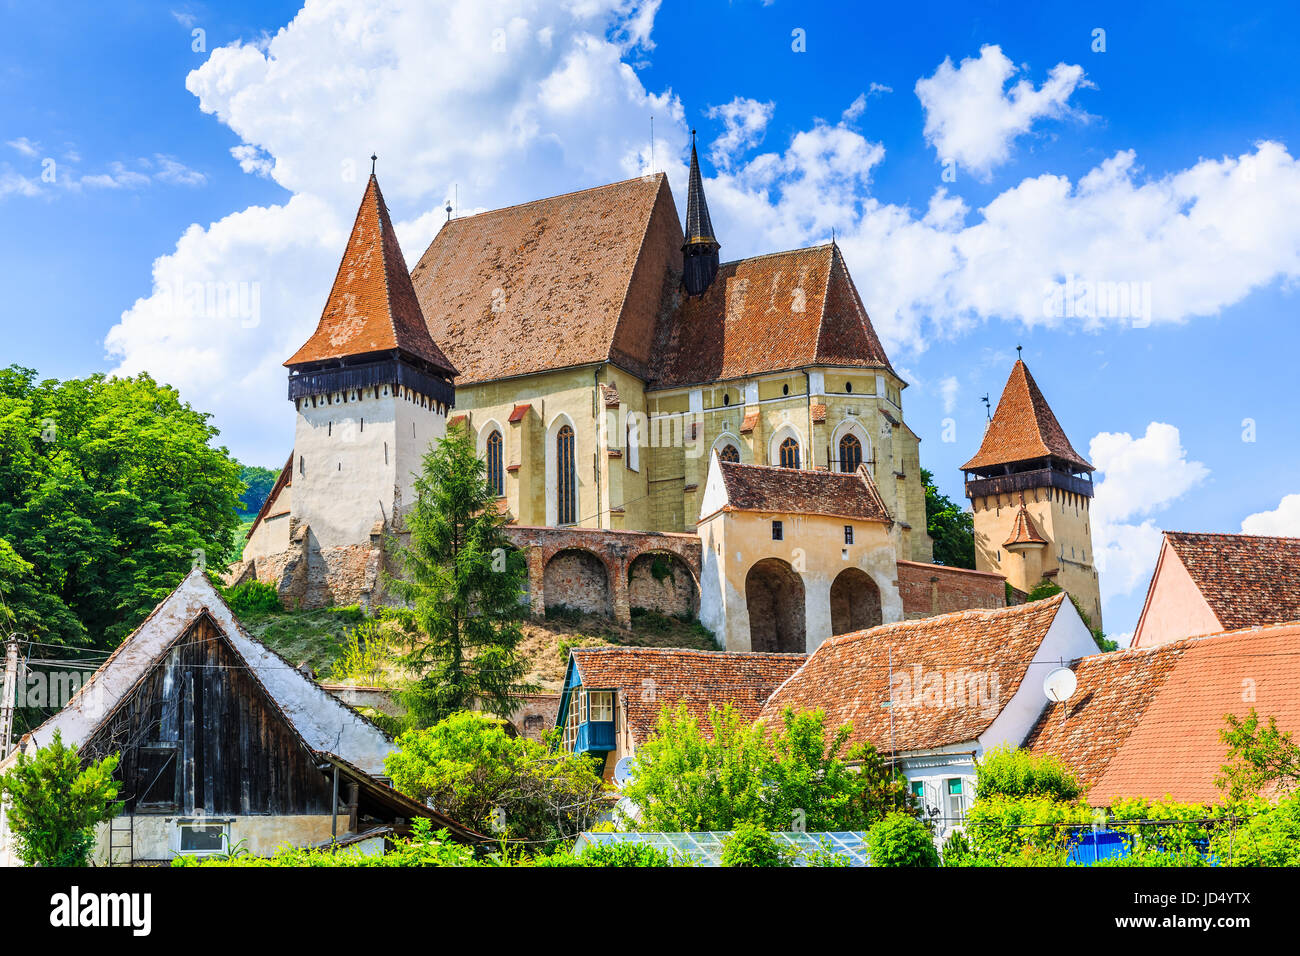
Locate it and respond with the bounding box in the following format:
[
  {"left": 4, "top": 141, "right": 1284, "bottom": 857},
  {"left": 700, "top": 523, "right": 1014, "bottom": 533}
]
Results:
[
  {"left": 1004, "top": 498, "right": 1047, "bottom": 547},
  {"left": 571, "top": 646, "right": 805, "bottom": 745},
  {"left": 650, "top": 243, "right": 894, "bottom": 388},
  {"left": 739, "top": 410, "right": 759, "bottom": 434},
  {"left": 1164, "top": 531, "right": 1300, "bottom": 631},
  {"left": 507, "top": 403, "right": 531, "bottom": 423},
  {"left": 811, "top": 403, "right": 827, "bottom": 424},
  {"left": 962, "top": 360, "right": 1091, "bottom": 472},
  {"left": 711, "top": 460, "right": 892, "bottom": 524},
  {"left": 285, "top": 176, "right": 455, "bottom": 374},
  {"left": 411, "top": 175, "right": 681, "bottom": 385},
  {"left": 760, "top": 595, "right": 1069, "bottom": 753},
  {"left": 1025, "top": 621, "right": 1300, "bottom": 804}
]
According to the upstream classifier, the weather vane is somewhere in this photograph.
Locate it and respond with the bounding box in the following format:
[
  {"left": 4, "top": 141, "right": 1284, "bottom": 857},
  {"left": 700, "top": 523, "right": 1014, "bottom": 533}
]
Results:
[
  {"left": 370, "top": 153, "right": 377, "bottom": 175},
  {"left": 981, "top": 393, "right": 991, "bottom": 420}
]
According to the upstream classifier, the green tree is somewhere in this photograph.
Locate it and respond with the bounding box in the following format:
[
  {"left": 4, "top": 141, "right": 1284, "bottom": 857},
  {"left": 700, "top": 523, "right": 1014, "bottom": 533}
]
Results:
[
  {"left": 0, "top": 731, "right": 123, "bottom": 866},
  {"left": 866, "top": 811, "right": 940, "bottom": 867},
  {"left": 621, "top": 702, "right": 912, "bottom": 832},
  {"left": 1217, "top": 709, "right": 1300, "bottom": 802},
  {"left": 384, "top": 711, "right": 608, "bottom": 845},
  {"left": 721, "top": 822, "right": 796, "bottom": 867},
  {"left": 0, "top": 365, "right": 244, "bottom": 647},
  {"left": 921, "top": 468, "right": 975, "bottom": 569},
  {"left": 386, "top": 426, "right": 534, "bottom": 726},
  {"left": 236, "top": 464, "right": 279, "bottom": 517},
  {"left": 975, "top": 745, "right": 1085, "bottom": 802}
]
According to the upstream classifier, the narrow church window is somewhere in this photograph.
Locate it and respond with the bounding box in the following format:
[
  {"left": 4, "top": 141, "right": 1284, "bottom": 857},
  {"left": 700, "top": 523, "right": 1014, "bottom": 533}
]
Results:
[
  {"left": 557, "top": 425, "right": 577, "bottom": 525},
  {"left": 779, "top": 437, "right": 800, "bottom": 469},
  {"left": 299, "top": 455, "right": 304, "bottom": 476},
  {"left": 844, "top": 525, "right": 854, "bottom": 544},
  {"left": 486, "top": 430, "right": 504, "bottom": 497},
  {"left": 719, "top": 443, "right": 740, "bottom": 463},
  {"left": 772, "top": 520, "right": 783, "bottom": 541},
  {"left": 328, "top": 421, "right": 332, "bottom": 436},
  {"left": 839, "top": 433, "right": 863, "bottom": 472}
]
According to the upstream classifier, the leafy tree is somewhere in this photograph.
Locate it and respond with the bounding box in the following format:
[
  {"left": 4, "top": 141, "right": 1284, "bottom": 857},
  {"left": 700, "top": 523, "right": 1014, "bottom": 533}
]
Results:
[
  {"left": 384, "top": 711, "right": 608, "bottom": 845},
  {"left": 386, "top": 426, "right": 534, "bottom": 726},
  {"left": 621, "top": 702, "right": 913, "bottom": 832},
  {"left": 0, "top": 731, "right": 123, "bottom": 866},
  {"left": 721, "top": 822, "right": 796, "bottom": 867},
  {"left": 0, "top": 365, "right": 244, "bottom": 647},
  {"left": 866, "top": 811, "right": 939, "bottom": 867},
  {"left": 921, "top": 468, "right": 974, "bottom": 569},
  {"left": 1217, "top": 709, "right": 1300, "bottom": 802},
  {"left": 236, "top": 464, "right": 279, "bottom": 517},
  {"left": 1215, "top": 792, "right": 1300, "bottom": 867},
  {"left": 975, "top": 745, "right": 1085, "bottom": 802}
]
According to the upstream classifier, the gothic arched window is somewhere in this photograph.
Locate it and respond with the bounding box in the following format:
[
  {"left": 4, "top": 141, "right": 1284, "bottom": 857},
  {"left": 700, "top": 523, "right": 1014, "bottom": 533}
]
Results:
[
  {"left": 718, "top": 443, "right": 740, "bottom": 463},
  {"left": 556, "top": 425, "right": 577, "bottom": 525},
  {"left": 486, "top": 430, "right": 504, "bottom": 497},
  {"left": 778, "top": 437, "right": 801, "bottom": 469},
  {"left": 838, "top": 433, "right": 863, "bottom": 472}
]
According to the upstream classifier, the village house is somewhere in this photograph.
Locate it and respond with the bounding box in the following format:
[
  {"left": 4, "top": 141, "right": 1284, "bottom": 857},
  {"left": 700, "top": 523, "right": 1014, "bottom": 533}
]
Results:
[
  {"left": 1025, "top": 620, "right": 1300, "bottom": 803},
  {"left": 1131, "top": 531, "right": 1300, "bottom": 648},
  {"left": 0, "top": 571, "right": 483, "bottom": 866}
]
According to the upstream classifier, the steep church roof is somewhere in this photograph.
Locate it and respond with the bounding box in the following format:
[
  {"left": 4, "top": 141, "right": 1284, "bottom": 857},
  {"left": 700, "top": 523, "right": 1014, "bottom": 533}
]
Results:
[
  {"left": 962, "top": 359, "right": 1092, "bottom": 472},
  {"left": 650, "top": 242, "right": 895, "bottom": 388},
  {"left": 410, "top": 174, "right": 894, "bottom": 388},
  {"left": 285, "top": 174, "right": 456, "bottom": 375},
  {"left": 411, "top": 174, "right": 682, "bottom": 384}
]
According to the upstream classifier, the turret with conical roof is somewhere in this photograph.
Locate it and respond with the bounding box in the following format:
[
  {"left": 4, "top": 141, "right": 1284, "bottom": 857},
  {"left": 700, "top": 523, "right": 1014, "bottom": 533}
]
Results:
[
  {"left": 681, "top": 131, "right": 720, "bottom": 296},
  {"left": 963, "top": 356, "right": 1102, "bottom": 630}
]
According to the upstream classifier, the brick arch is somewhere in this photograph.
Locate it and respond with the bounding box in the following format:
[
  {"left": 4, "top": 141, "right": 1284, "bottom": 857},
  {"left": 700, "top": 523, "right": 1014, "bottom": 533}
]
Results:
[
  {"left": 542, "top": 547, "right": 613, "bottom": 618},
  {"left": 830, "top": 567, "right": 882, "bottom": 635},
  {"left": 745, "top": 557, "right": 806, "bottom": 653},
  {"left": 627, "top": 550, "right": 700, "bottom": 618}
]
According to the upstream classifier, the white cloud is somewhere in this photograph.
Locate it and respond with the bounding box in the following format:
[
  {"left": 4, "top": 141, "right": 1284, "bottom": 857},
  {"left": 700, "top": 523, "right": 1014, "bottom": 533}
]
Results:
[
  {"left": 705, "top": 96, "right": 775, "bottom": 169},
  {"left": 152, "top": 154, "right": 207, "bottom": 186},
  {"left": 939, "top": 375, "right": 959, "bottom": 413},
  {"left": 841, "top": 84, "right": 891, "bottom": 124},
  {"left": 1242, "top": 494, "right": 1300, "bottom": 536},
  {"left": 6, "top": 137, "right": 40, "bottom": 157},
  {"left": 915, "top": 44, "right": 1090, "bottom": 179},
  {"left": 107, "top": 0, "right": 682, "bottom": 465},
  {"left": 1088, "top": 423, "right": 1208, "bottom": 610}
]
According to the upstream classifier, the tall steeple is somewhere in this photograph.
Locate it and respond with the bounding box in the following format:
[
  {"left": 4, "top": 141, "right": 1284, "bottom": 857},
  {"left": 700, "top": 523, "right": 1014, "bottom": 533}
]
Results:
[{"left": 681, "top": 130, "right": 720, "bottom": 297}]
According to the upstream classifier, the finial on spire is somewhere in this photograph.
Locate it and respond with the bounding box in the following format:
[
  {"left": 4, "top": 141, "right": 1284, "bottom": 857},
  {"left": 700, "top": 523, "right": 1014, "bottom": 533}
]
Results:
[
  {"left": 444, "top": 200, "right": 452, "bottom": 222},
  {"left": 1016, "top": 344, "right": 1023, "bottom": 359},
  {"left": 370, "top": 153, "right": 377, "bottom": 176}
]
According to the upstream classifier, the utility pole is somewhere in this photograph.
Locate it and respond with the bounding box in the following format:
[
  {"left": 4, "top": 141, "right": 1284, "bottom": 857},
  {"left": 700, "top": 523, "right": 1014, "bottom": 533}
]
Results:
[{"left": 0, "top": 637, "right": 18, "bottom": 760}]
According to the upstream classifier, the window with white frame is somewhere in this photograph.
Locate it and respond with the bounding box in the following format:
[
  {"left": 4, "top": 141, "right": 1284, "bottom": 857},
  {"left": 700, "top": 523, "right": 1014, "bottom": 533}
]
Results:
[
  {"left": 946, "top": 778, "right": 967, "bottom": 823},
  {"left": 588, "top": 691, "right": 614, "bottom": 722},
  {"left": 174, "top": 819, "right": 230, "bottom": 856},
  {"left": 564, "top": 687, "right": 583, "bottom": 750}
]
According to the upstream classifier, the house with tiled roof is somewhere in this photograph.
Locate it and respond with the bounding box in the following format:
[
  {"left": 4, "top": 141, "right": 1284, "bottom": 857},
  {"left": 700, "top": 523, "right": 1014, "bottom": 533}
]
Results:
[
  {"left": 1026, "top": 621, "right": 1300, "bottom": 803},
  {"left": 760, "top": 593, "right": 1098, "bottom": 830},
  {"left": 696, "top": 455, "right": 904, "bottom": 653},
  {"left": 556, "top": 646, "right": 806, "bottom": 778},
  {"left": 1131, "top": 531, "right": 1300, "bottom": 648},
  {"left": 963, "top": 357, "right": 1102, "bottom": 628},
  {"left": 407, "top": 143, "right": 932, "bottom": 562}
]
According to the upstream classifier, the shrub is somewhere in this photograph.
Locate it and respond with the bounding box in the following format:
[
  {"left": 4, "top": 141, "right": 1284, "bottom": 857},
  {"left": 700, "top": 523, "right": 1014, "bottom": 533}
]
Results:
[
  {"left": 962, "top": 795, "right": 1091, "bottom": 864},
  {"left": 326, "top": 620, "right": 392, "bottom": 685},
  {"left": 223, "top": 580, "right": 282, "bottom": 616},
  {"left": 866, "top": 812, "right": 939, "bottom": 867},
  {"left": 175, "top": 818, "right": 478, "bottom": 867},
  {"left": 537, "top": 840, "right": 686, "bottom": 867},
  {"left": 1215, "top": 793, "right": 1300, "bottom": 866},
  {"left": 720, "top": 823, "right": 796, "bottom": 867},
  {"left": 940, "top": 829, "right": 972, "bottom": 866},
  {"left": 975, "top": 745, "right": 1084, "bottom": 802},
  {"left": 0, "top": 732, "right": 123, "bottom": 867}
]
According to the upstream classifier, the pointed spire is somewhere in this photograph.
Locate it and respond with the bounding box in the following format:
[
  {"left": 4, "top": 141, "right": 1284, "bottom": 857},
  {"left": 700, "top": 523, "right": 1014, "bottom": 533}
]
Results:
[
  {"left": 1004, "top": 493, "right": 1048, "bottom": 549},
  {"left": 285, "top": 174, "right": 456, "bottom": 377},
  {"left": 681, "top": 129, "right": 721, "bottom": 296},
  {"left": 961, "top": 358, "right": 1092, "bottom": 473}
]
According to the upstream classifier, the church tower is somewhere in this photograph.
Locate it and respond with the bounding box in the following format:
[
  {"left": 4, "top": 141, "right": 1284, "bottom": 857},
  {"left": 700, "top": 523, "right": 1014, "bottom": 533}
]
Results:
[
  {"left": 681, "top": 130, "right": 720, "bottom": 296},
  {"left": 284, "top": 171, "right": 457, "bottom": 551},
  {"left": 962, "top": 358, "right": 1102, "bottom": 629}
]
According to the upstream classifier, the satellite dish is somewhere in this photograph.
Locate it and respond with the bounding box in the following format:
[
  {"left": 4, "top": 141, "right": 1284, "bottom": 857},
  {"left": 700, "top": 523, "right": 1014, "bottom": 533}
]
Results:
[
  {"left": 613, "top": 757, "right": 636, "bottom": 787},
  {"left": 1043, "top": 667, "right": 1078, "bottom": 703}
]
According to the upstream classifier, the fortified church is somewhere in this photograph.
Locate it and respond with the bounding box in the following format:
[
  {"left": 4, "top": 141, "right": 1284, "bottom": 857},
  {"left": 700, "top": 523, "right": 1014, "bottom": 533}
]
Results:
[{"left": 233, "top": 139, "right": 1101, "bottom": 652}]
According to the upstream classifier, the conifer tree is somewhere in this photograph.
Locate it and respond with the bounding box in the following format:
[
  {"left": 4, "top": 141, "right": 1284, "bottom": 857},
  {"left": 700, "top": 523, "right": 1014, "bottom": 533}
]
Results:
[{"left": 387, "top": 425, "right": 534, "bottom": 727}]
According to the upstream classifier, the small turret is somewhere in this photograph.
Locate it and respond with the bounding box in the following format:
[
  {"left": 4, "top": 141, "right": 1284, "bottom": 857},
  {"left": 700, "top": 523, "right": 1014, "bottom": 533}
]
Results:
[{"left": 681, "top": 130, "right": 720, "bottom": 297}]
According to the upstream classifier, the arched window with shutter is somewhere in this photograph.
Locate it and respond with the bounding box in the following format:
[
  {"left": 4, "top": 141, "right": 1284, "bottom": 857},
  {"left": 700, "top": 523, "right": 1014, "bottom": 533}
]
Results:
[
  {"left": 556, "top": 425, "right": 577, "bottom": 525},
  {"left": 779, "top": 437, "right": 800, "bottom": 469},
  {"left": 486, "top": 430, "right": 504, "bottom": 496},
  {"left": 838, "top": 433, "right": 863, "bottom": 472}
]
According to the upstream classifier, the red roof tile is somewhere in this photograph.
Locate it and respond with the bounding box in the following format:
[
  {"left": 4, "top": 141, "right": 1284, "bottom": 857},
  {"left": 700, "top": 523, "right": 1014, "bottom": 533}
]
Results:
[
  {"left": 760, "top": 595, "right": 1069, "bottom": 753},
  {"left": 1163, "top": 531, "right": 1300, "bottom": 631},
  {"left": 709, "top": 460, "right": 892, "bottom": 523},
  {"left": 1026, "top": 621, "right": 1300, "bottom": 803},
  {"left": 739, "top": 410, "right": 759, "bottom": 434},
  {"left": 507, "top": 403, "right": 531, "bottom": 423},
  {"left": 962, "top": 360, "right": 1090, "bottom": 472},
  {"left": 571, "top": 646, "right": 805, "bottom": 745},
  {"left": 650, "top": 243, "right": 894, "bottom": 388},
  {"left": 285, "top": 176, "right": 455, "bottom": 374},
  {"left": 811, "top": 403, "right": 827, "bottom": 424}
]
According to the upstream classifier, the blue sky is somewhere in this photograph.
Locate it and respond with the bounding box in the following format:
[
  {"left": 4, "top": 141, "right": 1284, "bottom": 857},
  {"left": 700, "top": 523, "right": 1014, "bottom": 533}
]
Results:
[{"left": 3, "top": 0, "right": 1299, "bottom": 639}]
